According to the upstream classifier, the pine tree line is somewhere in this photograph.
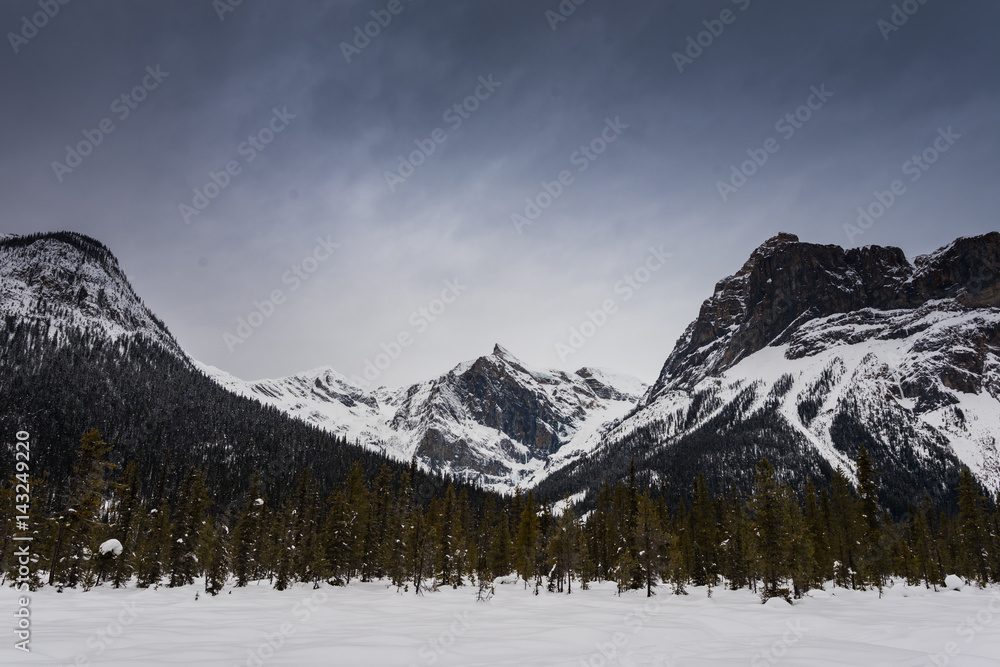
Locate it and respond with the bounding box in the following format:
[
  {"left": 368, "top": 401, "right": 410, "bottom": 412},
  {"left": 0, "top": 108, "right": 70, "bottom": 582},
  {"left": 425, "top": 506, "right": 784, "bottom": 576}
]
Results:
[
  {"left": 4, "top": 432, "right": 999, "bottom": 601},
  {"left": 0, "top": 317, "right": 459, "bottom": 513}
]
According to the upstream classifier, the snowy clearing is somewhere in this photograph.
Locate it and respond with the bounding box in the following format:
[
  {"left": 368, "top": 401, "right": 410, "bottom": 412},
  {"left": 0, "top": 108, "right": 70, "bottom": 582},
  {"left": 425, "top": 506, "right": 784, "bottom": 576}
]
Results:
[{"left": 3, "top": 580, "right": 1000, "bottom": 666}]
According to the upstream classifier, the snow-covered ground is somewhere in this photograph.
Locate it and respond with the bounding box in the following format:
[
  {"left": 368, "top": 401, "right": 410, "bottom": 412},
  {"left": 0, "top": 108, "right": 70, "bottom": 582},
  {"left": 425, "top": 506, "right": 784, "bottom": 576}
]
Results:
[{"left": 4, "top": 579, "right": 1000, "bottom": 666}]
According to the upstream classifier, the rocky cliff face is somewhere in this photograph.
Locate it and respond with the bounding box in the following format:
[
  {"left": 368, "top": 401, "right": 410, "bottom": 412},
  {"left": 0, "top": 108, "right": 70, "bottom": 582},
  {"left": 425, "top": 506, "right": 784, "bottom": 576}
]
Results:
[
  {"left": 646, "top": 232, "right": 1000, "bottom": 400},
  {"left": 203, "top": 344, "right": 648, "bottom": 490},
  {"left": 7, "top": 229, "right": 998, "bottom": 506},
  {"left": 540, "top": 233, "right": 1000, "bottom": 511}
]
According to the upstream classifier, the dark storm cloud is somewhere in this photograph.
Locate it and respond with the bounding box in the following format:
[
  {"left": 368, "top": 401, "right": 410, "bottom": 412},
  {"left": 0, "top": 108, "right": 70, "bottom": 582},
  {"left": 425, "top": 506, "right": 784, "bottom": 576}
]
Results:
[{"left": 1, "top": 0, "right": 997, "bottom": 385}]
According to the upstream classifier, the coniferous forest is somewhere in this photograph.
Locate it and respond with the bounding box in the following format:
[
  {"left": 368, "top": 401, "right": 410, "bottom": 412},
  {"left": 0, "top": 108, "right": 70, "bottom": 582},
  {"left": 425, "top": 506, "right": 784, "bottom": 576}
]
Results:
[{"left": 4, "top": 428, "right": 999, "bottom": 602}]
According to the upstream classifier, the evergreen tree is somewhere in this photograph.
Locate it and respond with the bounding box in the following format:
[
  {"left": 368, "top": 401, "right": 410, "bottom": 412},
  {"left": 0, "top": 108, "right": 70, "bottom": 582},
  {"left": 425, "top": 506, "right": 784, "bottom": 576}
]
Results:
[
  {"left": 49, "top": 429, "right": 117, "bottom": 588},
  {"left": 514, "top": 491, "right": 539, "bottom": 590},
  {"left": 803, "top": 480, "right": 831, "bottom": 587},
  {"left": 318, "top": 489, "right": 353, "bottom": 584},
  {"left": 110, "top": 462, "right": 141, "bottom": 588},
  {"left": 909, "top": 497, "right": 941, "bottom": 589},
  {"left": 956, "top": 467, "right": 991, "bottom": 586},
  {"left": 383, "top": 469, "right": 413, "bottom": 591},
  {"left": 549, "top": 498, "right": 582, "bottom": 593},
  {"left": 634, "top": 493, "right": 665, "bottom": 597},
  {"left": 201, "top": 519, "right": 229, "bottom": 596},
  {"left": 690, "top": 473, "right": 719, "bottom": 588},
  {"left": 1, "top": 474, "right": 46, "bottom": 591},
  {"left": 855, "top": 446, "right": 887, "bottom": 591},
  {"left": 169, "top": 468, "right": 211, "bottom": 587},
  {"left": 408, "top": 504, "right": 435, "bottom": 594},
  {"left": 342, "top": 462, "right": 370, "bottom": 581},
  {"left": 364, "top": 465, "right": 393, "bottom": 582},
  {"left": 232, "top": 475, "right": 266, "bottom": 587},
  {"left": 134, "top": 499, "right": 171, "bottom": 588},
  {"left": 828, "top": 467, "right": 860, "bottom": 589},
  {"left": 489, "top": 504, "right": 513, "bottom": 580},
  {"left": 750, "top": 459, "right": 791, "bottom": 601},
  {"left": 783, "top": 486, "right": 814, "bottom": 598},
  {"left": 434, "top": 484, "right": 458, "bottom": 588}
]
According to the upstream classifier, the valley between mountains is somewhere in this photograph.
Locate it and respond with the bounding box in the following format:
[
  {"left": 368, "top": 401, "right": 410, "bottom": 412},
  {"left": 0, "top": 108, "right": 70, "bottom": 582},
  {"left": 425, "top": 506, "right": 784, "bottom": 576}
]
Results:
[{"left": 2, "top": 230, "right": 999, "bottom": 509}]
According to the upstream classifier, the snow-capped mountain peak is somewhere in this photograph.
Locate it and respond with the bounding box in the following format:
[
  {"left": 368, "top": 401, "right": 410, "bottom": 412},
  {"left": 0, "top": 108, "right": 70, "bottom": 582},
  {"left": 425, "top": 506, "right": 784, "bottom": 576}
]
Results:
[
  {"left": 543, "top": 232, "right": 1000, "bottom": 509},
  {"left": 0, "top": 232, "right": 182, "bottom": 356},
  {"left": 200, "top": 344, "right": 648, "bottom": 491}
]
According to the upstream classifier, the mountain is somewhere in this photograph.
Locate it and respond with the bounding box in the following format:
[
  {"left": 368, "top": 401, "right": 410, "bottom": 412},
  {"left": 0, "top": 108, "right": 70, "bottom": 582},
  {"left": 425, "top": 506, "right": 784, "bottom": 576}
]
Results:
[
  {"left": 536, "top": 232, "right": 1000, "bottom": 513},
  {"left": 0, "top": 231, "right": 181, "bottom": 356},
  {"left": 0, "top": 231, "right": 645, "bottom": 496},
  {"left": 200, "top": 344, "right": 647, "bottom": 491},
  {"left": 5, "top": 229, "right": 999, "bottom": 513},
  {"left": 0, "top": 232, "right": 462, "bottom": 509}
]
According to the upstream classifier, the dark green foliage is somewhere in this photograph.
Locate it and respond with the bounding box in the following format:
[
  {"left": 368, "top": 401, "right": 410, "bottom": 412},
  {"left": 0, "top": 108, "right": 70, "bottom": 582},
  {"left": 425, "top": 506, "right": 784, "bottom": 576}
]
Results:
[{"left": 4, "top": 432, "right": 998, "bottom": 599}]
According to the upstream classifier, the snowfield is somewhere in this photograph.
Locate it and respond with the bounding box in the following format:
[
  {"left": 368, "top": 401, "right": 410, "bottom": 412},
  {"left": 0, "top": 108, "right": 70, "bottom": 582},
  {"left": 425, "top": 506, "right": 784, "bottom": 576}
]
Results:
[{"left": 4, "top": 580, "right": 1000, "bottom": 666}]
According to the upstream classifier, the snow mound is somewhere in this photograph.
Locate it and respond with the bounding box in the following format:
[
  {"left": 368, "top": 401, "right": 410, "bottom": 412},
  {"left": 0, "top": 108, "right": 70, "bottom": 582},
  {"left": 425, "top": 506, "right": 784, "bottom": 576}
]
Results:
[
  {"left": 945, "top": 574, "right": 965, "bottom": 591},
  {"left": 99, "top": 539, "right": 123, "bottom": 557}
]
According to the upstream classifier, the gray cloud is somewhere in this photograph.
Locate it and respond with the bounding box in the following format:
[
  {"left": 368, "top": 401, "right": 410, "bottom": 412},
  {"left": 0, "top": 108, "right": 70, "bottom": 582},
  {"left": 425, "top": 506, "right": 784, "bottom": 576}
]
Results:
[{"left": 1, "top": 0, "right": 997, "bottom": 385}]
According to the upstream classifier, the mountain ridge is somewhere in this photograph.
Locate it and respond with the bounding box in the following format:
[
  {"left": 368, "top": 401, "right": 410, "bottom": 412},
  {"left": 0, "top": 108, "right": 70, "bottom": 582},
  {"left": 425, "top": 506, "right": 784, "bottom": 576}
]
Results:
[
  {"left": 3, "top": 229, "right": 999, "bottom": 509},
  {"left": 199, "top": 343, "right": 648, "bottom": 491},
  {"left": 539, "top": 231, "right": 1000, "bottom": 512}
]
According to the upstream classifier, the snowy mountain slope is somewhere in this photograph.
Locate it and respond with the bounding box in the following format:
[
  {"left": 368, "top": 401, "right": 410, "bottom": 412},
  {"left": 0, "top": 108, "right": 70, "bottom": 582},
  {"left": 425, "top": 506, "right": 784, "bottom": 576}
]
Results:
[
  {"left": 0, "top": 232, "right": 647, "bottom": 493},
  {"left": 201, "top": 345, "right": 648, "bottom": 491},
  {"left": 7, "top": 229, "right": 999, "bottom": 507},
  {"left": 538, "top": 233, "right": 1000, "bottom": 511},
  {"left": 0, "top": 232, "right": 431, "bottom": 511},
  {"left": 0, "top": 232, "right": 182, "bottom": 356},
  {"left": 195, "top": 362, "right": 398, "bottom": 449},
  {"left": 644, "top": 232, "right": 1000, "bottom": 401}
]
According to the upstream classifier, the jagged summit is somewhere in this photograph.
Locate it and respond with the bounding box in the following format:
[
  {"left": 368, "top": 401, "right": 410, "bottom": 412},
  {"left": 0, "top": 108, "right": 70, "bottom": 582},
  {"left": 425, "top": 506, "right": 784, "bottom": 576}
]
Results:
[
  {"left": 752, "top": 231, "right": 800, "bottom": 253},
  {"left": 492, "top": 343, "right": 513, "bottom": 357},
  {"left": 646, "top": 233, "right": 1000, "bottom": 400},
  {"left": 539, "top": 231, "right": 1000, "bottom": 510},
  {"left": 201, "top": 340, "right": 648, "bottom": 490},
  {"left": 6, "top": 228, "right": 999, "bottom": 503}
]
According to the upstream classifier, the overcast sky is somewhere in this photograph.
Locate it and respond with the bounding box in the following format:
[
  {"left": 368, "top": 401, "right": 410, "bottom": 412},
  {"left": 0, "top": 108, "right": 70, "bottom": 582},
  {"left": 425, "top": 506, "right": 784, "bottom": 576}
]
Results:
[{"left": 2, "top": 0, "right": 998, "bottom": 386}]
